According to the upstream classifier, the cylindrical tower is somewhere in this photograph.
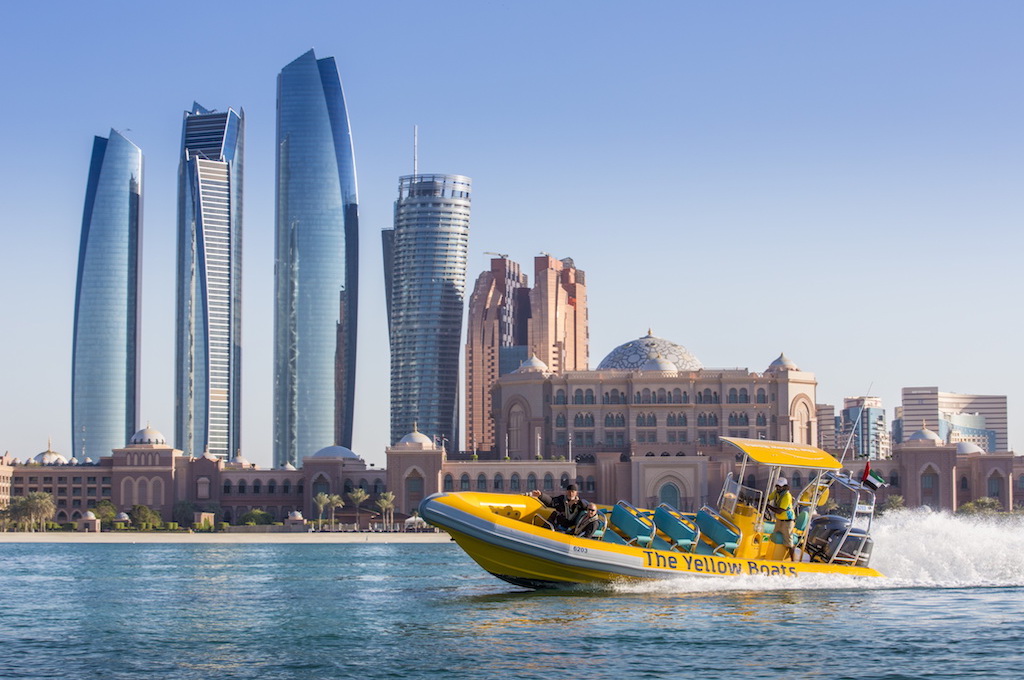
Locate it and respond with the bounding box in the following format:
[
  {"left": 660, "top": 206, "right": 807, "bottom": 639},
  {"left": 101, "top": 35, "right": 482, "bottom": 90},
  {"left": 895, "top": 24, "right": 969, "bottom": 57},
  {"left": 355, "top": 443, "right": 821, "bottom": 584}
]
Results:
[{"left": 384, "top": 174, "right": 471, "bottom": 447}]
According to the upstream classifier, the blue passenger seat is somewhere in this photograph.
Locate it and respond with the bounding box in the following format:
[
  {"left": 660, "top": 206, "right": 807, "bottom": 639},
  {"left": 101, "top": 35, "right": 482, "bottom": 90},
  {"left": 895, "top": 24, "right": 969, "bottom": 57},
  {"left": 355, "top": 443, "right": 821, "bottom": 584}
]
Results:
[
  {"left": 653, "top": 506, "right": 699, "bottom": 552},
  {"left": 694, "top": 507, "right": 740, "bottom": 556}
]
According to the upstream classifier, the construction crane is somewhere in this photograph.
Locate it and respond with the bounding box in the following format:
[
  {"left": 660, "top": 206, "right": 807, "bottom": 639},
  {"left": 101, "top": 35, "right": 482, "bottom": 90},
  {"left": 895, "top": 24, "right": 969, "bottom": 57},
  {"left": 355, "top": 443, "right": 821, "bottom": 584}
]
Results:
[{"left": 483, "top": 251, "right": 509, "bottom": 259}]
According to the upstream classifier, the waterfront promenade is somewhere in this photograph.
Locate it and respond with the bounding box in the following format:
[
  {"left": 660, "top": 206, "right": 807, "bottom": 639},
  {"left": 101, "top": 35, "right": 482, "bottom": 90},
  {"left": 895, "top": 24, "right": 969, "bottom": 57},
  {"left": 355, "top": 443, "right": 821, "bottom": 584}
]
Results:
[{"left": 0, "top": 531, "right": 452, "bottom": 544}]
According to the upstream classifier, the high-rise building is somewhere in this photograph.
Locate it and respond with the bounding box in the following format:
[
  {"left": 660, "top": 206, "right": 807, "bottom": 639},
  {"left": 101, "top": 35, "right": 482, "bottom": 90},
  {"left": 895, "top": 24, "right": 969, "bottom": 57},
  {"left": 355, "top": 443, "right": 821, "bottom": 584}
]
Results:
[
  {"left": 464, "top": 254, "right": 589, "bottom": 451},
  {"left": 383, "top": 174, "right": 471, "bottom": 447},
  {"left": 895, "top": 387, "right": 1006, "bottom": 452},
  {"left": 72, "top": 130, "right": 142, "bottom": 459},
  {"left": 175, "top": 103, "right": 244, "bottom": 460},
  {"left": 839, "top": 397, "right": 890, "bottom": 459},
  {"left": 465, "top": 256, "right": 529, "bottom": 451},
  {"left": 816, "top": 404, "right": 837, "bottom": 451},
  {"left": 527, "top": 255, "right": 588, "bottom": 374},
  {"left": 274, "top": 50, "right": 360, "bottom": 467}
]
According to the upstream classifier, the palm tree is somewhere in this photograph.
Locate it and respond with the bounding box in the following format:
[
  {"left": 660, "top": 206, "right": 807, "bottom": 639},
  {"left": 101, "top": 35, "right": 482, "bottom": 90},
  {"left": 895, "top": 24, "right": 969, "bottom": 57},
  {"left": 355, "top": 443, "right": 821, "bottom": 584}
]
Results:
[
  {"left": 313, "top": 492, "right": 330, "bottom": 531},
  {"left": 328, "top": 494, "right": 344, "bottom": 531},
  {"left": 347, "top": 487, "right": 369, "bottom": 531},
  {"left": 376, "top": 491, "right": 396, "bottom": 531},
  {"left": 24, "top": 492, "right": 55, "bottom": 532}
]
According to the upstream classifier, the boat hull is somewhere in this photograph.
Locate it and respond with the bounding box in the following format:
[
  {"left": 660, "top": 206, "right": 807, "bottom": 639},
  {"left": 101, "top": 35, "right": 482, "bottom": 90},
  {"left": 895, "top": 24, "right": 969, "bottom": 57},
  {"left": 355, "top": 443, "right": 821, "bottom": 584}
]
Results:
[{"left": 420, "top": 491, "right": 882, "bottom": 588}]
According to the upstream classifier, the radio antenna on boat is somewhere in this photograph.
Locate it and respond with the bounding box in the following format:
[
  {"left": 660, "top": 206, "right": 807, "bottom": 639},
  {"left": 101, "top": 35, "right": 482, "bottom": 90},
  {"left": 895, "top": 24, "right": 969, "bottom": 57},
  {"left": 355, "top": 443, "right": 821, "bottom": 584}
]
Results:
[{"left": 839, "top": 382, "right": 873, "bottom": 465}]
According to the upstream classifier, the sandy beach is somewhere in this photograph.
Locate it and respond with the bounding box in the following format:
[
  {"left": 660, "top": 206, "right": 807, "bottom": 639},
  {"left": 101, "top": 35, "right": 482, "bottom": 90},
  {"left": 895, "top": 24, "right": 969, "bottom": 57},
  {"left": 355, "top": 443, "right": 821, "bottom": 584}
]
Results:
[{"left": 0, "top": 531, "right": 452, "bottom": 544}]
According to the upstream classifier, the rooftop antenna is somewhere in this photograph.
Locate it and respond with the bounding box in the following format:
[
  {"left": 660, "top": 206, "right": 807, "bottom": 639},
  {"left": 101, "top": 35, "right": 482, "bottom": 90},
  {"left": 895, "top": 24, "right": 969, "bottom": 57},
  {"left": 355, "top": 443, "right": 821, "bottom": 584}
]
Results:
[{"left": 413, "top": 124, "right": 418, "bottom": 176}]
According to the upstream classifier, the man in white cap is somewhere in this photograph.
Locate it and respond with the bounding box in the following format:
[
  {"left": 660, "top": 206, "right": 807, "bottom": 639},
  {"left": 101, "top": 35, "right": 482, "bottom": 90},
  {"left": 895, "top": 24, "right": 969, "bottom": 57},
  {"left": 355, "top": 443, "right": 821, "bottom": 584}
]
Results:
[{"left": 767, "top": 477, "right": 796, "bottom": 560}]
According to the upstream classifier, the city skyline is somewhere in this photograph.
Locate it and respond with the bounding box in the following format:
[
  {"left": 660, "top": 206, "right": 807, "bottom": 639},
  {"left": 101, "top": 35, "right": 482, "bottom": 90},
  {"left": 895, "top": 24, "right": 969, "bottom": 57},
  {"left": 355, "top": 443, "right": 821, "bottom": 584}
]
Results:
[{"left": 2, "top": 3, "right": 1022, "bottom": 467}]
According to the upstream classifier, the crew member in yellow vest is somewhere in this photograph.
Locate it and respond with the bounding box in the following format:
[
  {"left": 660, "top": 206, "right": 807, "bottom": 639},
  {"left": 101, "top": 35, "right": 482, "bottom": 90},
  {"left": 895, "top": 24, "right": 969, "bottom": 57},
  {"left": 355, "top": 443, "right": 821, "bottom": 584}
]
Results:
[{"left": 767, "top": 477, "right": 796, "bottom": 560}]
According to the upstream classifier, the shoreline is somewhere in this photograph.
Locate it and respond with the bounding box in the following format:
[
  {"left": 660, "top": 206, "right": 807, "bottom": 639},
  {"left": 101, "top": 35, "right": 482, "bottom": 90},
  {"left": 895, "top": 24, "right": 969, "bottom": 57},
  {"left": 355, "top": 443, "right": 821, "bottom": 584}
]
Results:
[{"left": 0, "top": 531, "right": 453, "bottom": 544}]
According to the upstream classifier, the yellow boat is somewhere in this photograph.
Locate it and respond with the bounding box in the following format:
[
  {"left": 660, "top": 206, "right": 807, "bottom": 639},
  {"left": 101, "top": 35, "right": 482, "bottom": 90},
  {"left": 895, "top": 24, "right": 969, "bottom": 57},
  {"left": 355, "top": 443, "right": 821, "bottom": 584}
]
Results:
[{"left": 420, "top": 437, "right": 883, "bottom": 588}]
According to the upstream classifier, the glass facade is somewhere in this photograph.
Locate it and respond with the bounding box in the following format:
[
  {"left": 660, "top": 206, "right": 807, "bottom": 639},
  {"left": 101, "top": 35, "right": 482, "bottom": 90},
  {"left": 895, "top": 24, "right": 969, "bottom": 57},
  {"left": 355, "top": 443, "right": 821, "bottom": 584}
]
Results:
[
  {"left": 72, "top": 130, "right": 142, "bottom": 459},
  {"left": 175, "top": 103, "right": 244, "bottom": 460},
  {"left": 274, "top": 49, "right": 360, "bottom": 467},
  {"left": 384, "top": 174, "right": 471, "bottom": 446}
]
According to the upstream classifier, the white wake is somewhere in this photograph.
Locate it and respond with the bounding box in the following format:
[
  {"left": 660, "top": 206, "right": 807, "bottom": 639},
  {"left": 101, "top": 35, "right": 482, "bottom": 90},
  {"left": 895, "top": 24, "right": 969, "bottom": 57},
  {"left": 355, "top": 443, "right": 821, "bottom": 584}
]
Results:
[{"left": 612, "top": 508, "right": 1024, "bottom": 594}]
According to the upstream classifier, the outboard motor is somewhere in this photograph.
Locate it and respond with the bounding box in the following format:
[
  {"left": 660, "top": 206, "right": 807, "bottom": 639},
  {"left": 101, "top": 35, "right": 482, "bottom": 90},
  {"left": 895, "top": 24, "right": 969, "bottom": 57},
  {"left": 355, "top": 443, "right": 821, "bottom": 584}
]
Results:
[{"left": 805, "top": 515, "right": 873, "bottom": 567}]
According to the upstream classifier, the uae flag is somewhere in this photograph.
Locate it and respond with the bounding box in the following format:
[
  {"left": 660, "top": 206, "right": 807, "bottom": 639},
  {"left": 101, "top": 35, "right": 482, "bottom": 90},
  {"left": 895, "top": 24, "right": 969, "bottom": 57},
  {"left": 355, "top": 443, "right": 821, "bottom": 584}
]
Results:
[{"left": 861, "top": 462, "right": 888, "bottom": 490}]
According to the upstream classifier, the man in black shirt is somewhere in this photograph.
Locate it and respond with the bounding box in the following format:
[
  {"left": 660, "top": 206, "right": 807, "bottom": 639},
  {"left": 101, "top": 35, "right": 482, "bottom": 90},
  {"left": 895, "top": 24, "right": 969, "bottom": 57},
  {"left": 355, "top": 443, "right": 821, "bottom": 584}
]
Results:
[{"left": 529, "top": 484, "right": 599, "bottom": 537}]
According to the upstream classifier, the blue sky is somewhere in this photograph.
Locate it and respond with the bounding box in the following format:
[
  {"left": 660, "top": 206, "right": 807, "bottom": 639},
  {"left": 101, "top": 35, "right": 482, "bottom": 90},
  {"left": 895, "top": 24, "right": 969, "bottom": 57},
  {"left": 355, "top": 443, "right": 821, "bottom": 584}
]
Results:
[{"left": 1, "top": 1, "right": 1021, "bottom": 467}]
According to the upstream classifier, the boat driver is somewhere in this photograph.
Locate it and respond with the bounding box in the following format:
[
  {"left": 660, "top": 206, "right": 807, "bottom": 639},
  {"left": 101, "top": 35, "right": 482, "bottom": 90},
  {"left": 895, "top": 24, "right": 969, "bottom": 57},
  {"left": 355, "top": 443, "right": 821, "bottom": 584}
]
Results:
[
  {"left": 767, "top": 477, "right": 796, "bottom": 560},
  {"left": 529, "top": 484, "right": 599, "bottom": 538}
]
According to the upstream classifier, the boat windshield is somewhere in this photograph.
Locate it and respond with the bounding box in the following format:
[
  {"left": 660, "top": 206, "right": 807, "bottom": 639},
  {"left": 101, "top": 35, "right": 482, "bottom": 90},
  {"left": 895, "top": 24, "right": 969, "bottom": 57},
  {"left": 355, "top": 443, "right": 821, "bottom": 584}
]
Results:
[{"left": 718, "top": 473, "right": 762, "bottom": 516}]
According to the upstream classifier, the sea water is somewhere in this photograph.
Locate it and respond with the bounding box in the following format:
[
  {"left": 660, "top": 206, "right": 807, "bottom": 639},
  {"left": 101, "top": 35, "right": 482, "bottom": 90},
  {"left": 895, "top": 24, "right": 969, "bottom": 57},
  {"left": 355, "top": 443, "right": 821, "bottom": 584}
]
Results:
[{"left": 1, "top": 510, "right": 1022, "bottom": 680}]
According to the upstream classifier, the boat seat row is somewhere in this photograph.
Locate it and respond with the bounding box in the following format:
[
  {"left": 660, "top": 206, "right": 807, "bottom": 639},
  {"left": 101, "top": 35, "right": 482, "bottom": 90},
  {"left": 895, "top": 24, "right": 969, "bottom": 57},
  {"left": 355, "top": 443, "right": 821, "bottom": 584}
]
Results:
[
  {"left": 608, "top": 503, "right": 672, "bottom": 550},
  {"left": 652, "top": 505, "right": 699, "bottom": 551},
  {"left": 694, "top": 507, "right": 741, "bottom": 556}
]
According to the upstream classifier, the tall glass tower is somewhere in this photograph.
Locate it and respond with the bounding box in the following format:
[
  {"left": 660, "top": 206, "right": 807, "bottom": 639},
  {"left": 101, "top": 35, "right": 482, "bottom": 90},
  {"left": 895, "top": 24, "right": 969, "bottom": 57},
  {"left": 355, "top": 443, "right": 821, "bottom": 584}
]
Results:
[
  {"left": 274, "top": 49, "right": 360, "bottom": 467},
  {"left": 383, "top": 174, "right": 471, "bottom": 447},
  {"left": 175, "top": 103, "right": 244, "bottom": 460},
  {"left": 72, "top": 130, "right": 142, "bottom": 459}
]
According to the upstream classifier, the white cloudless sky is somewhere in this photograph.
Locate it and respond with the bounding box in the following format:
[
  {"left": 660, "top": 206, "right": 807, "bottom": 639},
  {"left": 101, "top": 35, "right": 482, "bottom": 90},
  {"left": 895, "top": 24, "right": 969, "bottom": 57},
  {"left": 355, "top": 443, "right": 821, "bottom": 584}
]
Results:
[{"left": 1, "top": 1, "right": 1021, "bottom": 467}]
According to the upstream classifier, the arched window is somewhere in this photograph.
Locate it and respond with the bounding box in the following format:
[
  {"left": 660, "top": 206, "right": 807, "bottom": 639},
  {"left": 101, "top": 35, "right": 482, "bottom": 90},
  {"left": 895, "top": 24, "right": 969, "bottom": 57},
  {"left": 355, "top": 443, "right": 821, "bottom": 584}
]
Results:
[
  {"left": 757, "top": 388, "right": 767, "bottom": 404},
  {"left": 252, "top": 480, "right": 261, "bottom": 494},
  {"left": 756, "top": 413, "right": 767, "bottom": 426},
  {"left": 890, "top": 471, "right": 900, "bottom": 487},
  {"left": 237, "top": 480, "right": 246, "bottom": 494},
  {"left": 636, "top": 415, "right": 645, "bottom": 428},
  {"left": 443, "top": 474, "right": 454, "bottom": 492},
  {"left": 791, "top": 471, "right": 802, "bottom": 488},
  {"left": 555, "top": 389, "right": 567, "bottom": 405},
  {"left": 494, "top": 474, "right": 504, "bottom": 491},
  {"left": 681, "top": 391, "right": 689, "bottom": 404},
  {"left": 739, "top": 389, "right": 748, "bottom": 403},
  {"left": 543, "top": 473, "right": 554, "bottom": 492},
  {"left": 344, "top": 479, "right": 354, "bottom": 494},
  {"left": 657, "top": 389, "right": 667, "bottom": 404},
  {"left": 635, "top": 392, "right": 642, "bottom": 404},
  {"left": 223, "top": 480, "right": 232, "bottom": 495},
  {"left": 573, "top": 389, "right": 584, "bottom": 404},
  {"left": 673, "top": 389, "right": 683, "bottom": 403},
  {"left": 647, "top": 414, "right": 657, "bottom": 427},
  {"left": 603, "top": 392, "right": 610, "bottom": 404},
  {"left": 728, "top": 388, "right": 738, "bottom": 404},
  {"left": 460, "top": 474, "right": 471, "bottom": 491},
  {"left": 585, "top": 389, "right": 595, "bottom": 404},
  {"left": 374, "top": 479, "right": 384, "bottom": 494},
  {"left": 680, "top": 414, "right": 688, "bottom": 427},
  {"left": 642, "top": 389, "right": 652, "bottom": 404},
  {"left": 282, "top": 480, "right": 291, "bottom": 495},
  {"left": 987, "top": 474, "right": 1004, "bottom": 498},
  {"left": 510, "top": 473, "right": 521, "bottom": 492},
  {"left": 586, "top": 476, "right": 596, "bottom": 493},
  {"left": 605, "top": 413, "right": 615, "bottom": 427},
  {"left": 703, "top": 389, "right": 713, "bottom": 404},
  {"left": 477, "top": 474, "right": 487, "bottom": 492},
  {"left": 617, "top": 414, "right": 625, "bottom": 427},
  {"left": 667, "top": 414, "right": 676, "bottom": 427},
  {"left": 527, "top": 473, "right": 538, "bottom": 490},
  {"left": 709, "top": 414, "right": 719, "bottom": 426},
  {"left": 659, "top": 482, "right": 681, "bottom": 508},
  {"left": 267, "top": 480, "right": 276, "bottom": 494},
  {"left": 921, "top": 470, "right": 940, "bottom": 507},
  {"left": 960, "top": 475, "right": 969, "bottom": 490},
  {"left": 556, "top": 414, "right": 567, "bottom": 428},
  {"left": 660, "top": 451, "right": 670, "bottom": 457}
]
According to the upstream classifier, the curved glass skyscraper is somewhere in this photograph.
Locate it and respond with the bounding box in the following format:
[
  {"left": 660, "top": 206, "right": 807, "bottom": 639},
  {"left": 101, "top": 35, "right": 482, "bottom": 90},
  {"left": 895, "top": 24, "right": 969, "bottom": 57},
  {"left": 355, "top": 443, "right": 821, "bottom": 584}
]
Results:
[
  {"left": 175, "top": 103, "right": 244, "bottom": 460},
  {"left": 274, "top": 49, "right": 359, "bottom": 467},
  {"left": 72, "top": 130, "right": 142, "bottom": 459},
  {"left": 383, "top": 174, "right": 471, "bottom": 447}
]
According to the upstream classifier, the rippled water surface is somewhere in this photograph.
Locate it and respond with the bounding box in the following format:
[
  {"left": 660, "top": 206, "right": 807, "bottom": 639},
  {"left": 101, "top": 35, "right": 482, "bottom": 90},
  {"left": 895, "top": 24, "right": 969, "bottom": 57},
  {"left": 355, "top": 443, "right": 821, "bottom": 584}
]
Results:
[{"left": 2, "top": 510, "right": 1023, "bottom": 679}]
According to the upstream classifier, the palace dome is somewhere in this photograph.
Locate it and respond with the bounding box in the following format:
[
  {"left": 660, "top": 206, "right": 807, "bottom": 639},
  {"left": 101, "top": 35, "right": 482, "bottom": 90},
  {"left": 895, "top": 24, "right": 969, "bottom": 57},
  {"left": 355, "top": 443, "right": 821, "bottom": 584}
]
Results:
[
  {"left": 129, "top": 425, "right": 166, "bottom": 446},
  {"left": 766, "top": 353, "right": 799, "bottom": 372},
  {"left": 397, "top": 427, "right": 434, "bottom": 447},
  {"left": 908, "top": 427, "right": 943, "bottom": 443},
  {"left": 34, "top": 442, "right": 68, "bottom": 465},
  {"left": 597, "top": 331, "right": 702, "bottom": 372},
  {"left": 310, "top": 445, "right": 361, "bottom": 460},
  {"left": 515, "top": 354, "right": 549, "bottom": 373}
]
